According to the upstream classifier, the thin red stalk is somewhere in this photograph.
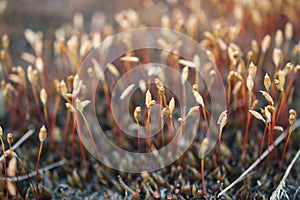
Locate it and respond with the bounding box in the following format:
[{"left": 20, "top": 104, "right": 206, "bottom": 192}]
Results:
[
  {"left": 201, "top": 107, "right": 218, "bottom": 168},
  {"left": 217, "top": 131, "right": 222, "bottom": 165},
  {"left": 43, "top": 105, "right": 49, "bottom": 128},
  {"left": 243, "top": 112, "right": 251, "bottom": 155},
  {"left": 256, "top": 52, "right": 265, "bottom": 83},
  {"left": 169, "top": 117, "right": 174, "bottom": 140},
  {"left": 159, "top": 95, "right": 164, "bottom": 147},
  {"left": 259, "top": 125, "right": 268, "bottom": 156},
  {"left": 51, "top": 95, "right": 61, "bottom": 138},
  {"left": 17, "top": 157, "right": 36, "bottom": 196},
  {"left": 102, "top": 81, "right": 112, "bottom": 113},
  {"left": 62, "top": 111, "right": 71, "bottom": 157},
  {"left": 71, "top": 116, "right": 76, "bottom": 163},
  {"left": 78, "top": 135, "right": 89, "bottom": 177},
  {"left": 201, "top": 158, "right": 208, "bottom": 200},
  {"left": 118, "top": 102, "right": 125, "bottom": 147},
  {"left": 15, "top": 170, "right": 20, "bottom": 199},
  {"left": 78, "top": 111, "right": 103, "bottom": 162},
  {"left": 285, "top": 73, "right": 297, "bottom": 98},
  {"left": 279, "top": 126, "right": 292, "bottom": 175},
  {"left": 226, "top": 82, "right": 231, "bottom": 112},
  {"left": 32, "top": 86, "right": 43, "bottom": 120},
  {"left": 36, "top": 143, "right": 43, "bottom": 197},
  {"left": 270, "top": 112, "right": 277, "bottom": 159},
  {"left": 275, "top": 92, "right": 287, "bottom": 123}
]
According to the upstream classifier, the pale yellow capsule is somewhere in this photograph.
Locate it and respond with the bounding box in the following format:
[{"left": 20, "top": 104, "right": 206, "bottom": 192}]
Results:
[
  {"left": 107, "top": 63, "right": 120, "bottom": 78},
  {"left": 181, "top": 66, "right": 189, "bottom": 85},
  {"left": 193, "top": 90, "right": 204, "bottom": 107},
  {"left": 35, "top": 56, "right": 44, "bottom": 73},
  {"left": 60, "top": 80, "right": 68, "bottom": 98},
  {"left": 187, "top": 106, "right": 199, "bottom": 117},
  {"left": 248, "top": 62, "right": 257, "bottom": 77},
  {"left": 261, "top": 35, "right": 271, "bottom": 53},
  {"left": 179, "top": 59, "right": 195, "bottom": 68},
  {"left": 199, "top": 138, "right": 209, "bottom": 158},
  {"left": 246, "top": 74, "right": 254, "bottom": 93},
  {"left": 264, "top": 73, "right": 271, "bottom": 92},
  {"left": 219, "top": 114, "right": 228, "bottom": 132},
  {"left": 260, "top": 90, "right": 274, "bottom": 105},
  {"left": 169, "top": 97, "right": 175, "bottom": 115},
  {"left": 217, "top": 110, "right": 227, "bottom": 125},
  {"left": 134, "top": 106, "right": 142, "bottom": 119},
  {"left": 145, "top": 90, "right": 152, "bottom": 109},
  {"left": 249, "top": 110, "right": 266, "bottom": 123},
  {"left": 7, "top": 133, "right": 13, "bottom": 145},
  {"left": 275, "top": 30, "right": 283, "bottom": 47},
  {"left": 285, "top": 22, "right": 293, "bottom": 40},
  {"left": 120, "top": 56, "right": 139, "bottom": 63},
  {"left": 39, "top": 125, "right": 47, "bottom": 142},
  {"left": 120, "top": 84, "right": 135, "bottom": 100},
  {"left": 40, "top": 88, "right": 47, "bottom": 106},
  {"left": 274, "top": 126, "right": 284, "bottom": 132},
  {"left": 272, "top": 48, "right": 282, "bottom": 67}
]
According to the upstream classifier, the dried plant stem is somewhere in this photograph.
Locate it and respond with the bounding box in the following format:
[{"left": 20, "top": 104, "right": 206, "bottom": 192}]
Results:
[
  {"left": 118, "top": 175, "right": 136, "bottom": 195},
  {"left": 1, "top": 160, "right": 65, "bottom": 182},
  {"left": 0, "top": 128, "right": 35, "bottom": 162},
  {"left": 218, "top": 119, "right": 300, "bottom": 198},
  {"left": 270, "top": 147, "right": 300, "bottom": 200}
]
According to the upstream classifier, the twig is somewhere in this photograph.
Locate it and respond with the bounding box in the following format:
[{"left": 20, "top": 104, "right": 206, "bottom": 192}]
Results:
[
  {"left": 1, "top": 159, "right": 65, "bottom": 182},
  {"left": 218, "top": 119, "right": 300, "bottom": 198},
  {"left": 0, "top": 127, "right": 35, "bottom": 162},
  {"left": 270, "top": 147, "right": 300, "bottom": 200}
]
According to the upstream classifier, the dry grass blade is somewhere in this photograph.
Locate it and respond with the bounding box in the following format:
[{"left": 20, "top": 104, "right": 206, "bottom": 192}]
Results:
[
  {"left": 0, "top": 127, "right": 35, "bottom": 161},
  {"left": 270, "top": 147, "right": 300, "bottom": 200},
  {"left": 218, "top": 119, "right": 300, "bottom": 198},
  {"left": 1, "top": 160, "right": 65, "bottom": 182}
]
